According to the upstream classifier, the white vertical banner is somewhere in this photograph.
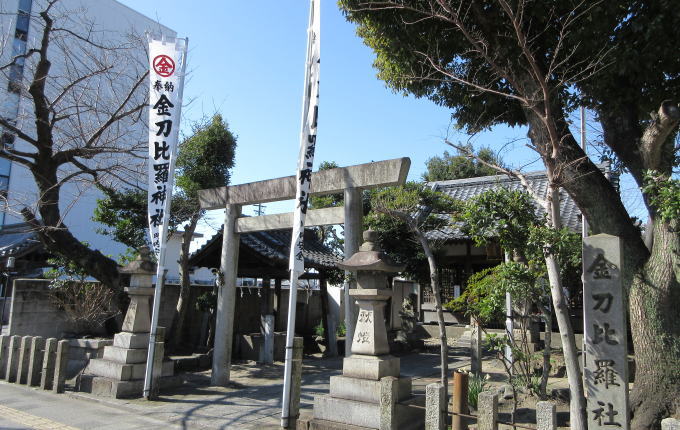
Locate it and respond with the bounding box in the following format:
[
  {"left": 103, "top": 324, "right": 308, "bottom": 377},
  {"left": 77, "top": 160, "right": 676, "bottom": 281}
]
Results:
[
  {"left": 144, "top": 35, "right": 188, "bottom": 399},
  {"left": 147, "top": 38, "right": 186, "bottom": 256},
  {"left": 281, "top": 0, "right": 320, "bottom": 426}
]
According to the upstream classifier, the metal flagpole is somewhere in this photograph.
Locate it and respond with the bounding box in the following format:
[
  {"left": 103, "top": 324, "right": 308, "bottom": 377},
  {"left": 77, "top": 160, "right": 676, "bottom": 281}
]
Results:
[
  {"left": 281, "top": 0, "right": 319, "bottom": 427},
  {"left": 143, "top": 36, "right": 189, "bottom": 399}
]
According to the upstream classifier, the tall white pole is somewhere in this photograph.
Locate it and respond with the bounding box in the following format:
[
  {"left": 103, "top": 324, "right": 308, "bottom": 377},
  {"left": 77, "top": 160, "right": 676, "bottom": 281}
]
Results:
[
  {"left": 143, "top": 37, "right": 188, "bottom": 399},
  {"left": 281, "top": 1, "right": 319, "bottom": 427}
]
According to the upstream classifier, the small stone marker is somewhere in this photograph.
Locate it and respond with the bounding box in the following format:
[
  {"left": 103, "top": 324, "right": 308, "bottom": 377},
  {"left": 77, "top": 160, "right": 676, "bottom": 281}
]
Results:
[
  {"left": 425, "top": 382, "right": 445, "bottom": 430},
  {"left": 536, "top": 401, "right": 557, "bottom": 430},
  {"left": 0, "top": 335, "right": 9, "bottom": 379},
  {"left": 40, "top": 338, "right": 57, "bottom": 390},
  {"left": 583, "top": 234, "right": 629, "bottom": 429},
  {"left": 17, "top": 336, "right": 32, "bottom": 384},
  {"left": 262, "top": 314, "right": 274, "bottom": 364},
  {"left": 6, "top": 335, "right": 20, "bottom": 382},
  {"left": 470, "top": 317, "right": 482, "bottom": 375},
  {"left": 379, "top": 376, "right": 399, "bottom": 430},
  {"left": 27, "top": 336, "right": 45, "bottom": 386},
  {"left": 53, "top": 339, "right": 69, "bottom": 393},
  {"left": 477, "top": 391, "right": 498, "bottom": 430}
]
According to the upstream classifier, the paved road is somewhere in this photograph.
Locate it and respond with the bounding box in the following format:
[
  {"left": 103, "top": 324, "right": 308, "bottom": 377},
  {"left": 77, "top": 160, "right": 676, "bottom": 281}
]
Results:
[{"left": 0, "top": 350, "right": 465, "bottom": 429}]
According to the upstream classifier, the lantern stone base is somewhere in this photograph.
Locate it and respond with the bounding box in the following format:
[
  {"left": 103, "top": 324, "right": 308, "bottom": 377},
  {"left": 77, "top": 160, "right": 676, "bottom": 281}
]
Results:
[
  {"left": 329, "top": 375, "right": 411, "bottom": 403},
  {"left": 342, "top": 354, "right": 400, "bottom": 380},
  {"left": 311, "top": 394, "right": 423, "bottom": 430},
  {"left": 79, "top": 372, "right": 182, "bottom": 399}
]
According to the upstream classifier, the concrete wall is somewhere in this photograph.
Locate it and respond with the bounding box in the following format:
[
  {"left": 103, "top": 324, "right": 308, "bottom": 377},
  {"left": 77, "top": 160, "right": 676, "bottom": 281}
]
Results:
[{"left": 8, "top": 279, "right": 327, "bottom": 351}]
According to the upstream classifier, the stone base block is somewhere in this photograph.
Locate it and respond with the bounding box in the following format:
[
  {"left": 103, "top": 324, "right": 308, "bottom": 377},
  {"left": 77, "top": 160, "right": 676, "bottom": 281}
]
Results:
[
  {"left": 329, "top": 375, "right": 411, "bottom": 404},
  {"left": 79, "top": 374, "right": 183, "bottom": 398},
  {"left": 86, "top": 358, "right": 173, "bottom": 381},
  {"left": 102, "top": 346, "right": 148, "bottom": 364},
  {"left": 313, "top": 395, "right": 423, "bottom": 429},
  {"left": 113, "top": 332, "right": 150, "bottom": 349},
  {"left": 342, "top": 355, "right": 399, "bottom": 380}
]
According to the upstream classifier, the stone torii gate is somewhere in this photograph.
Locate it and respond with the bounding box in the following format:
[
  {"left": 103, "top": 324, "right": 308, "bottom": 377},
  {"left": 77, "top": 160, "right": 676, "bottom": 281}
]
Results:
[{"left": 198, "top": 157, "right": 410, "bottom": 386}]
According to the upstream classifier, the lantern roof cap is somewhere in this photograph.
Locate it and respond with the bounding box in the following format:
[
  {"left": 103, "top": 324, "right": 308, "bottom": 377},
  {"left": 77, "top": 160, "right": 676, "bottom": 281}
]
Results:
[
  {"left": 119, "top": 246, "right": 156, "bottom": 274},
  {"left": 336, "top": 230, "right": 405, "bottom": 273}
]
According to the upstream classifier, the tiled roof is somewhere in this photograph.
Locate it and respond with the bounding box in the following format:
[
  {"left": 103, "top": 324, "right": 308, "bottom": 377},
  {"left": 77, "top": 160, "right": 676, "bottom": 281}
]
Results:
[
  {"left": 0, "top": 223, "right": 42, "bottom": 258},
  {"left": 190, "top": 227, "right": 341, "bottom": 270},
  {"left": 424, "top": 168, "right": 604, "bottom": 241}
]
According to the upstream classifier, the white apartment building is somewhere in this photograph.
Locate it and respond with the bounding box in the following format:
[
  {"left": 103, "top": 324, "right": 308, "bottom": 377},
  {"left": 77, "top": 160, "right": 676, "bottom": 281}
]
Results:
[{"left": 0, "top": 0, "right": 176, "bottom": 259}]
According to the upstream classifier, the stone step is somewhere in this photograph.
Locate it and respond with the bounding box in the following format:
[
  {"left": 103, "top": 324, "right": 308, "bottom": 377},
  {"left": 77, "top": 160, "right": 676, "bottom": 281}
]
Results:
[
  {"left": 86, "top": 358, "right": 173, "bottom": 381},
  {"left": 102, "top": 346, "right": 148, "bottom": 364},
  {"left": 313, "top": 395, "right": 423, "bottom": 430},
  {"left": 329, "top": 375, "right": 411, "bottom": 404}
]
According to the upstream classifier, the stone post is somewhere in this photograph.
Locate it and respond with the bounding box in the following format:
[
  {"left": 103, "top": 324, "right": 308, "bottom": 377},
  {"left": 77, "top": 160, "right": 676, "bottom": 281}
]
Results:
[
  {"left": 53, "top": 339, "right": 69, "bottom": 393},
  {"left": 379, "top": 376, "right": 399, "bottom": 430},
  {"left": 662, "top": 418, "right": 680, "bottom": 430},
  {"left": 40, "top": 338, "right": 57, "bottom": 390},
  {"left": 470, "top": 317, "right": 482, "bottom": 375},
  {"left": 477, "top": 391, "right": 498, "bottom": 430},
  {"left": 289, "top": 336, "right": 304, "bottom": 422},
  {"left": 343, "top": 187, "right": 362, "bottom": 356},
  {"left": 425, "top": 382, "right": 446, "bottom": 430},
  {"left": 6, "top": 335, "right": 20, "bottom": 382},
  {"left": 536, "top": 401, "right": 557, "bottom": 430},
  {"left": 583, "top": 234, "right": 629, "bottom": 429},
  {"left": 212, "top": 203, "right": 241, "bottom": 386},
  {"left": 0, "top": 334, "right": 9, "bottom": 379},
  {"left": 262, "top": 314, "right": 274, "bottom": 364},
  {"left": 27, "top": 336, "right": 44, "bottom": 386},
  {"left": 16, "top": 335, "right": 31, "bottom": 384}
]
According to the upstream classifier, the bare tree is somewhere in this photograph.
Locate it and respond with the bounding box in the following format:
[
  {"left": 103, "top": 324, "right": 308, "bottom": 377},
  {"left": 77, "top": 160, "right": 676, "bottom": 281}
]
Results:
[{"left": 0, "top": 0, "right": 152, "bottom": 293}]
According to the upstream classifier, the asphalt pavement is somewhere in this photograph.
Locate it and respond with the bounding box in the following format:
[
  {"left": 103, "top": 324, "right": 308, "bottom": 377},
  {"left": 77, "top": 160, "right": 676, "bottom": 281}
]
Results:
[{"left": 0, "top": 348, "right": 467, "bottom": 430}]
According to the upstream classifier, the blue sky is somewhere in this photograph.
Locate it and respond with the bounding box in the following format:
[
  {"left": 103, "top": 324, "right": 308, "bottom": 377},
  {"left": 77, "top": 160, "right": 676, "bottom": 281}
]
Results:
[{"left": 118, "top": 1, "right": 644, "bottom": 242}]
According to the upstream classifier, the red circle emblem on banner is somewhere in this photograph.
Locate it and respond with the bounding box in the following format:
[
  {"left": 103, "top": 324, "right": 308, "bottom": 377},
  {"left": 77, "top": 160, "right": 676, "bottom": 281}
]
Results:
[{"left": 153, "top": 55, "right": 175, "bottom": 77}]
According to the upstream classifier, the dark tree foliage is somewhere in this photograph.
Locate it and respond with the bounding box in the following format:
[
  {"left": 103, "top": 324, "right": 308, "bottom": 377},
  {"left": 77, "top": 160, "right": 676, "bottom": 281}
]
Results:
[{"left": 423, "top": 144, "right": 501, "bottom": 182}]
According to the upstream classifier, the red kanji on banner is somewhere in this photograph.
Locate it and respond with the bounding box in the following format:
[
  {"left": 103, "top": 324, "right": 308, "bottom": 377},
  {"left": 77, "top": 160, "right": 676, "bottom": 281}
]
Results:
[{"left": 153, "top": 55, "right": 175, "bottom": 77}]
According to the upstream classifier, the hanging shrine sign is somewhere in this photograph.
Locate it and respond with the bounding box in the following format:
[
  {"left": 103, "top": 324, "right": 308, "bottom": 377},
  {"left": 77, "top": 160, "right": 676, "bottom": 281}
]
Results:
[
  {"left": 583, "top": 234, "right": 629, "bottom": 429},
  {"left": 147, "top": 37, "right": 186, "bottom": 257}
]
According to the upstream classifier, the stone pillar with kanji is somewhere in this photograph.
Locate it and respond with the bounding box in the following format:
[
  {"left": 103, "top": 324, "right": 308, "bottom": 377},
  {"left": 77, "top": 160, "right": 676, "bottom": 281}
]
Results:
[{"left": 583, "top": 234, "right": 629, "bottom": 429}]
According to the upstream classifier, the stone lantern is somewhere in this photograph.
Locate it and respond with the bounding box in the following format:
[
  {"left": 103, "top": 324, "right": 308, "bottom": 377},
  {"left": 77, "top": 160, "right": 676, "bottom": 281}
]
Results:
[
  {"left": 336, "top": 229, "right": 404, "bottom": 357},
  {"left": 84, "top": 246, "right": 177, "bottom": 398},
  {"left": 310, "top": 230, "right": 423, "bottom": 429},
  {"left": 117, "top": 246, "right": 155, "bottom": 333}
]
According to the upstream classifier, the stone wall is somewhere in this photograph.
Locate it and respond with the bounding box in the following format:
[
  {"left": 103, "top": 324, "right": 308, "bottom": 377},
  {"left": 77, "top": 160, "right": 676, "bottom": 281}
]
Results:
[{"left": 8, "top": 279, "right": 108, "bottom": 338}]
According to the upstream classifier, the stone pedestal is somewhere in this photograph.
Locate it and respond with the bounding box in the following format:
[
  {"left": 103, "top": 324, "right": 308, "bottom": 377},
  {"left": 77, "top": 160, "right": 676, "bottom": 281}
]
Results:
[
  {"left": 309, "top": 231, "right": 423, "bottom": 429},
  {"left": 81, "top": 248, "right": 180, "bottom": 398}
]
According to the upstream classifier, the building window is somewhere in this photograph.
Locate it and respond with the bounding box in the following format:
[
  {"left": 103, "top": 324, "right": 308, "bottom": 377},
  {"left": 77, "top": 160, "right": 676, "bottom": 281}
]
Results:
[
  {"left": 15, "top": 12, "right": 29, "bottom": 41},
  {"left": 0, "top": 132, "right": 15, "bottom": 148}
]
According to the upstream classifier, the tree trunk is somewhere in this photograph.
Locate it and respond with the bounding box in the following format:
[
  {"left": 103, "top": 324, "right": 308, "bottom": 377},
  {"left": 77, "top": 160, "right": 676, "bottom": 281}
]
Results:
[
  {"left": 539, "top": 305, "right": 552, "bottom": 400},
  {"left": 545, "top": 183, "right": 587, "bottom": 429},
  {"left": 168, "top": 212, "right": 199, "bottom": 352},
  {"left": 629, "top": 217, "right": 680, "bottom": 429},
  {"left": 413, "top": 225, "right": 448, "bottom": 400},
  {"left": 23, "top": 174, "right": 121, "bottom": 293}
]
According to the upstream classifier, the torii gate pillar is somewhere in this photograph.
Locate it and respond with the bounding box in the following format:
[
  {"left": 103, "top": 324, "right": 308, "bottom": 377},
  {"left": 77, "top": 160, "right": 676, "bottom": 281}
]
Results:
[{"left": 211, "top": 204, "right": 241, "bottom": 386}]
